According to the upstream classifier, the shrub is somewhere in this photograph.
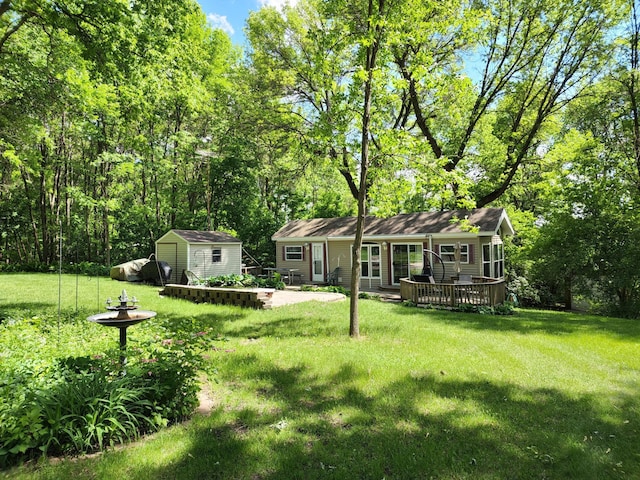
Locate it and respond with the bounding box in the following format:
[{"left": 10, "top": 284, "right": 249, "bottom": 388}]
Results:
[
  {"left": 506, "top": 275, "right": 541, "bottom": 307},
  {"left": 0, "top": 262, "right": 110, "bottom": 276},
  {"left": 301, "top": 284, "right": 348, "bottom": 296},
  {"left": 204, "top": 273, "right": 285, "bottom": 290},
  {"left": 0, "top": 328, "right": 212, "bottom": 467},
  {"left": 452, "top": 302, "right": 515, "bottom": 315},
  {"left": 205, "top": 273, "right": 252, "bottom": 287},
  {"left": 67, "top": 262, "right": 110, "bottom": 277}
]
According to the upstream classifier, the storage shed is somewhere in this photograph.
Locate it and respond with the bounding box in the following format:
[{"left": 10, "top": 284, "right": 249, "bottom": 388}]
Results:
[{"left": 155, "top": 230, "right": 243, "bottom": 284}]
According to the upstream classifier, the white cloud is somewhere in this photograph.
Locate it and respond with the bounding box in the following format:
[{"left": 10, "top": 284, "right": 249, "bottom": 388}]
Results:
[
  {"left": 207, "top": 13, "right": 235, "bottom": 36},
  {"left": 258, "top": 0, "right": 299, "bottom": 10}
]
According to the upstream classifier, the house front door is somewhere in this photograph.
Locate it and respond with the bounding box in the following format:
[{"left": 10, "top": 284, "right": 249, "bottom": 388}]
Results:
[{"left": 312, "top": 243, "right": 324, "bottom": 282}]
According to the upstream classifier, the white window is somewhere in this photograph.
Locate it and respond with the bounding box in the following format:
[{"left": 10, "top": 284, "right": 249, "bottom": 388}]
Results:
[
  {"left": 482, "top": 244, "right": 491, "bottom": 277},
  {"left": 212, "top": 248, "right": 222, "bottom": 263},
  {"left": 361, "top": 244, "right": 381, "bottom": 279},
  {"left": 482, "top": 242, "right": 504, "bottom": 278},
  {"left": 439, "top": 244, "right": 469, "bottom": 263},
  {"left": 285, "top": 245, "right": 303, "bottom": 261},
  {"left": 493, "top": 243, "right": 504, "bottom": 278}
]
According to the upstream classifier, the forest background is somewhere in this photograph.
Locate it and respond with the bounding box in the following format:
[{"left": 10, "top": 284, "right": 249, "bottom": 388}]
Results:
[{"left": 2, "top": 0, "right": 640, "bottom": 317}]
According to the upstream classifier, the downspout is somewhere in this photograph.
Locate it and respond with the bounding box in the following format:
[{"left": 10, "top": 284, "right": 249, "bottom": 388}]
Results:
[
  {"left": 325, "top": 239, "right": 330, "bottom": 284},
  {"left": 428, "top": 235, "right": 433, "bottom": 275},
  {"left": 322, "top": 242, "right": 328, "bottom": 281},
  {"left": 187, "top": 244, "right": 191, "bottom": 279},
  {"left": 368, "top": 244, "right": 372, "bottom": 291}
]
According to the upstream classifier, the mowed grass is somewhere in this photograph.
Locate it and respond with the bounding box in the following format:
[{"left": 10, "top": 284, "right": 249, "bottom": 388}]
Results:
[{"left": 1, "top": 273, "right": 639, "bottom": 479}]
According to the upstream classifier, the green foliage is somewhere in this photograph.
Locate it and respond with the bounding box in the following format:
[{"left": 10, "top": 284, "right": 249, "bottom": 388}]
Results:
[
  {"left": 204, "top": 273, "right": 285, "bottom": 290},
  {"left": 1, "top": 0, "right": 639, "bottom": 330},
  {"left": 204, "top": 273, "right": 254, "bottom": 287},
  {"left": 453, "top": 302, "right": 515, "bottom": 315},
  {"left": 301, "top": 284, "right": 349, "bottom": 296},
  {"left": 0, "top": 337, "right": 207, "bottom": 466},
  {"left": 507, "top": 275, "right": 543, "bottom": 307},
  {"left": 0, "top": 262, "right": 110, "bottom": 276},
  {"left": 0, "top": 282, "right": 219, "bottom": 467},
  {"left": 401, "top": 299, "right": 515, "bottom": 315}
]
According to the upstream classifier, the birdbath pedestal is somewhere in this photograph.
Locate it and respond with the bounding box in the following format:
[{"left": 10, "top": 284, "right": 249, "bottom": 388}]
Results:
[{"left": 87, "top": 290, "right": 156, "bottom": 365}]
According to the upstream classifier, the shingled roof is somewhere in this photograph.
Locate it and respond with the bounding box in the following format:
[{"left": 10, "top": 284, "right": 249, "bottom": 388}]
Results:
[
  {"left": 272, "top": 208, "right": 513, "bottom": 240},
  {"left": 170, "top": 230, "right": 241, "bottom": 243}
]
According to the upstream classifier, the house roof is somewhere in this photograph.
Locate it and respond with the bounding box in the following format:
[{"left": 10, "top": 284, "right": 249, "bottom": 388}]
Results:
[
  {"left": 164, "top": 230, "right": 241, "bottom": 244},
  {"left": 272, "top": 208, "right": 513, "bottom": 240}
]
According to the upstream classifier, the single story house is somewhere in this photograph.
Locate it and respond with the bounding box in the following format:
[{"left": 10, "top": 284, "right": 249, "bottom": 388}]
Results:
[
  {"left": 271, "top": 208, "right": 514, "bottom": 289},
  {"left": 155, "top": 230, "right": 243, "bottom": 283}
]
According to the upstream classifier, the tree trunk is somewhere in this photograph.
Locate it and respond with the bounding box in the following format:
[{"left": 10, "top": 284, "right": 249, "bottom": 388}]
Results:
[
  {"left": 563, "top": 275, "right": 572, "bottom": 310},
  {"left": 349, "top": 0, "right": 384, "bottom": 338}
]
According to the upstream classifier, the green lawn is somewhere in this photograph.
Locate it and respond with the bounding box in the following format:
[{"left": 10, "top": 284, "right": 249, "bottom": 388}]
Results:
[{"left": 1, "top": 273, "right": 639, "bottom": 479}]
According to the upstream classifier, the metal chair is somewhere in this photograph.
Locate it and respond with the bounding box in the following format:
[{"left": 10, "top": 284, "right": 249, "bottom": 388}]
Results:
[
  {"left": 181, "top": 270, "right": 201, "bottom": 285},
  {"left": 328, "top": 267, "right": 340, "bottom": 286}
]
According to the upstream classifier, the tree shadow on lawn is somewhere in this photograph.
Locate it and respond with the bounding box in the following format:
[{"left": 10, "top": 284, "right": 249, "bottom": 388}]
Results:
[
  {"left": 219, "top": 315, "right": 349, "bottom": 341},
  {"left": 126, "top": 356, "right": 639, "bottom": 480},
  {"left": 396, "top": 305, "right": 640, "bottom": 339},
  {"left": 143, "top": 310, "right": 249, "bottom": 334},
  {"left": 217, "top": 302, "right": 405, "bottom": 340}
]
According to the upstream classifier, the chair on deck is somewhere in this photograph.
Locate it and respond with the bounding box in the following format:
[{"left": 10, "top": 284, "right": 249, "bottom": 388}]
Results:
[
  {"left": 328, "top": 267, "right": 340, "bottom": 286},
  {"left": 454, "top": 274, "right": 474, "bottom": 303}
]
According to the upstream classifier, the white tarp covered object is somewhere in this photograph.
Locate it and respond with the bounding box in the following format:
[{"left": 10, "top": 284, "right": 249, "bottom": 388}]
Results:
[{"left": 110, "top": 258, "right": 150, "bottom": 282}]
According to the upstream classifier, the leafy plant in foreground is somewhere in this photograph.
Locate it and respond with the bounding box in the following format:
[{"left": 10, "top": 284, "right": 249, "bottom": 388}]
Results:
[{"left": 0, "top": 326, "right": 214, "bottom": 467}]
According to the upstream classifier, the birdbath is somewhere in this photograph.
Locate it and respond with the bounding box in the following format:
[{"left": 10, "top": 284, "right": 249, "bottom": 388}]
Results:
[{"left": 87, "top": 289, "right": 156, "bottom": 366}]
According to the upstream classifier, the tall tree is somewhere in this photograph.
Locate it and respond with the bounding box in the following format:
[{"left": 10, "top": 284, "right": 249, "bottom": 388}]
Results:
[
  {"left": 394, "top": 0, "right": 625, "bottom": 209},
  {"left": 248, "top": 0, "right": 414, "bottom": 336},
  {"left": 529, "top": 1, "right": 640, "bottom": 315}
]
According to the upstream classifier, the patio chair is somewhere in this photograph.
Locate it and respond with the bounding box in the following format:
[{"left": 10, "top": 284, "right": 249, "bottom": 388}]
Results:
[
  {"left": 181, "top": 270, "right": 200, "bottom": 285},
  {"left": 455, "top": 274, "right": 473, "bottom": 284},
  {"left": 328, "top": 267, "right": 340, "bottom": 286},
  {"left": 454, "top": 274, "right": 474, "bottom": 304}
]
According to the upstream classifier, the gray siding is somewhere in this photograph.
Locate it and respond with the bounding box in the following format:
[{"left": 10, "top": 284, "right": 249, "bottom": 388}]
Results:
[
  {"left": 188, "top": 243, "right": 242, "bottom": 279},
  {"left": 327, "top": 240, "right": 351, "bottom": 287},
  {"left": 276, "top": 242, "right": 311, "bottom": 283}
]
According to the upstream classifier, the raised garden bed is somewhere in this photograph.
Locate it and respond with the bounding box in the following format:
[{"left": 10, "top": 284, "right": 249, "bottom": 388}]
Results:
[{"left": 161, "top": 284, "right": 276, "bottom": 309}]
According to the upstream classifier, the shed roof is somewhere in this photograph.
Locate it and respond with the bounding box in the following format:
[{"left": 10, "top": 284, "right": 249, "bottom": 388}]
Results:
[
  {"left": 272, "top": 208, "right": 513, "bottom": 240},
  {"left": 162, "top": 230, "right": 241, "bottom": 244}
]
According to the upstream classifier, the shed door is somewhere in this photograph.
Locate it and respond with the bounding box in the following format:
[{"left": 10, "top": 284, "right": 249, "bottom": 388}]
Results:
[
  {"left": 157, "top": 242, "right": 178, "bottom": 283},
  {"left": 312, "top": 243, "right": 324, "bottom": 282}
]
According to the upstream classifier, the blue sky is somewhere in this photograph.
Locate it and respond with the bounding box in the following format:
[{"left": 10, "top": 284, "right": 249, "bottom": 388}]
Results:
[{"left": 197, "top": 0, "right": 298, "bottom": 44}]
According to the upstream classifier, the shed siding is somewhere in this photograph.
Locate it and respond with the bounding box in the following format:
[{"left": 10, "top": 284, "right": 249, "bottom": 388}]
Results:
[
  {"left": 156, "top": 231, "right": 189, "bottom": 283},
  {"left": 156, "top": 242, "right": 179, "bottom": 283},
  {"left": 157, "top": 230, "right": 242, "bottom": 283},
  {"left": 188, "top": 243, "right": 242, "bottom": 280}
]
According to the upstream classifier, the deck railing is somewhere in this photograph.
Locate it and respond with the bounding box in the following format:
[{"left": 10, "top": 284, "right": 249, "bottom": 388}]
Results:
[{"left": 400, "top": 277, "right": 506, "bottom": 307}]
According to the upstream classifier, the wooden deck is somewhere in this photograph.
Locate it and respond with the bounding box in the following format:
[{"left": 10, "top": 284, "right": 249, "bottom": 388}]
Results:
[{"left": 400, "top": 277, "right": 506, "bottom": 307}]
